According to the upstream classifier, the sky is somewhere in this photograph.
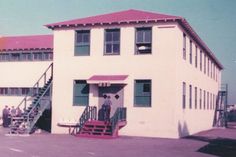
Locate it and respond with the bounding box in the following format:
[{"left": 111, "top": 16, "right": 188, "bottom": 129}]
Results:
[{"left": 0, "top": 0, "right": 235, "bottom": 104}]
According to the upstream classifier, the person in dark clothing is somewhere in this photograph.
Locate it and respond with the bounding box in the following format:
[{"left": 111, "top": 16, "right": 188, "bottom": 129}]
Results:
[
  {"left": 2, "top": 106, "right": 9, "bottom": 127},
  {"left": 103, "top": 95, "right": 112, "bottom": 123}
]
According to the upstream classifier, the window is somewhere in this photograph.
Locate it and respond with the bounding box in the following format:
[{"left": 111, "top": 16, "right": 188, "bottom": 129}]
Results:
[
  {"left": 75, "top": 30, "right": 90, "bottom": 56},
  {"left": 207, "top": 58, "right": 209, "bottom": 76},
  {"left": 189, "top": 40, "right": 192, "bottom": 64},
  {"left": 213, "top": 94, "right": 215, "bottom": 109},
  {"left": 21, "top": 53, "right": 32, "bottom": 61},
  {"left": 22, "top": 88, "right": 30, "bottom": 95},
  {"left": 195, "top": 45, "right": 198, "bottom": 68},
  {"left": 183, "top": 33, "right": 186, "bottom": 60},
  {"left": 0, "top": 53, "right": 10, "bottom": 61},
  {"left": 199, "top": 89, "right": 202, "bottom": 109},
  {"left": 10, "top": 53, "right": 20, "bottom": 61},
  {"left": 135, "top": 27, "right": 152, "bottom": 54},
  {"left": 204, "top": 53, "right": 206, "bottom": 74},
  {"left": 210, "top": 93, "right": 212, "bottom": 109},
  {"left": 203, "top": 90, "right": 206, "bottom": 109},
  {"left": 134, "top": 80, "right": 151, "bottom": 107},
  {"left": 33, "top": 52, "right": 43, "bottom": 61},
  {"left": 195, "top": 87, "right": 197, "bottom": 109},
  {"left": 44, "top": 52, "right": 53, "bottom": 60},
  {"left": 0, "top": 88, "right": 8, "bottom": 95},
  {"left": 10, "top": 88, "right": 19, "bottom": 95},
  {"left": 104, "top": 29, "right": 120, "bottom": 55},
  {"left": 200, "top": 50, "right": 202, "bottom": 71},
  {"left": 207, "top": 92, "right": 209, "bottom": 110},
  {"left": 183, "top": 82, "right": 186, "bottom": 109},
  {"left": 73, "top": 80, "right": 89, "bottom": 106},
  {"left": 189, "top": 85, "right": 192, "bottom": 109}
]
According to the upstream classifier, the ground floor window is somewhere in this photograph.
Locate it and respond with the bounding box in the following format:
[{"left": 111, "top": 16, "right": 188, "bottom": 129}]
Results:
[
  {"left": 134, "top": 80, "right": 151, "bottom": 107},
  {"left": 0, "top": 87, "right": 38, "bottom": 96},
  {"left": 73, "top": 80, "right": 89, "bottom": 106}
]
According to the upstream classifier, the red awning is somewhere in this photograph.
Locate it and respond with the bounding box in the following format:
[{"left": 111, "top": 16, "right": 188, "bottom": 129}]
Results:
[{"left": 87, "top": 75, "right": 128, "bottom": 85}]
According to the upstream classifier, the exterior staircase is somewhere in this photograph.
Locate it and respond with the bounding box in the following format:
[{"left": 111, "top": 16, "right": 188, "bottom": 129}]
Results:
[
  {"left": 10, "top": 63, "right": 53, "bottom": 134},
  {"left": 213, "top": 84, "right": 228, "bottom": 127},
  {"left": 76, "top": 106, "right": 127, "bottom": 138}
]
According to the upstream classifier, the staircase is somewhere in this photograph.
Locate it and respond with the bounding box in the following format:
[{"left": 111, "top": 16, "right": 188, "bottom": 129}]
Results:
[
  {"left": 76, "top": 106, "right": 127, "bottom": 138},
  {"left": 213, "top": 84, "right": 228, "bottom": 127},
  {"left": 10, "top": 63, "right": 53, "bottom": 134}
]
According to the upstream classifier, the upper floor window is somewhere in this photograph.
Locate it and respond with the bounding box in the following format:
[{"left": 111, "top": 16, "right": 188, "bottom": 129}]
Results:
[
  {"left": 189, "top": 84, "right": 192, "bottom": 109},
  {"left": 195, "top": 45, "right": 198, "bottom": 68},
  {"left": 189, "top": 40, "right": 192, "bottom": 64},
  {"left": 200, "top": 50, "right": 202, "bottom": 71},
  {"left": 183, "top": 33, "right": 186, "bottom": 60},
  {"left": 134, "top": 80, "right": 151, "bottom": 107},
  {"left": 104, "top": 29, "right": 120, "bottom": 55},
  {"left": 75, "top": 30, "right": 90, "bottom": 56},
  {"left": 135, "top": 27, "right": 152, "bottom": 54}
]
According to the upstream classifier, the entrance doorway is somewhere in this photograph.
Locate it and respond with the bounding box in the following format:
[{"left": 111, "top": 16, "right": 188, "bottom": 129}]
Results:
[{"left": 98, "top": 84, "right": 124, "bottom": 117}]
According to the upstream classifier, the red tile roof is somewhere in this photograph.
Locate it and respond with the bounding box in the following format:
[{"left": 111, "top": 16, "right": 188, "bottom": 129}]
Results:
[
  {"left": 46, "top": 9, "right": 181, "bottom": 28},
  {"left": 45, "top": 9, "right": 223, "bottom": 69},
  {"left": 0, "top": 35, "right": 53, "bottom": 51}
]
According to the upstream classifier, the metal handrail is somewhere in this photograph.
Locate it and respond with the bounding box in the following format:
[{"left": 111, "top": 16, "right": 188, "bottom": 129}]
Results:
[
  {"left": 110, "top": 107, "right": 126, "bottom": 134},
  {"left": 26, "top": 81, "right": 53, "bottom": 132},
  {"left": 76, "top": 106, "right": 97, "bottom": 133},
  {"left": 17, "top": 63, "right": 53, "bottom": 111}
]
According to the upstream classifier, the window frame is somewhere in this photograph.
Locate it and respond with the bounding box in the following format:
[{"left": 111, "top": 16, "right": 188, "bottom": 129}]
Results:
[
  {"left": 135, "top": 27, "right": 152, "bottom": 55},
  {"left": 183, "top": 33, "right": 186, "bottom": 60},
  {"left": 134, "top": 79, "right": 152, "bottom": 107},
  {"left": 73, "top": 80, "right": 89, "bottom": 106},
  {"left": 182, "top": 82, "right": 186, "bottom": 109},
  {"left": 104, "top": 28, "right": 120, "bottom": 55},
  {"left": 75, "top": 30, "right": 91, "bottom": 56}
]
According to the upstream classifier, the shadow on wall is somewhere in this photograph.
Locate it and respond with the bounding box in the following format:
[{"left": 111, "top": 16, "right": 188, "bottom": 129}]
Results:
[
  {"left": 178, "top": 121, "right": 189, "bottom": 137},
  {"left": 185, "top": 136, "right": 236, "bottom": 157}
]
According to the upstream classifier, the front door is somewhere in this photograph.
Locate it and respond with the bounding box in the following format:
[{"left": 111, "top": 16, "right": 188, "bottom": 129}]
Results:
[{"left": 98, "top": 84, "right": 124, "bottom": 117}]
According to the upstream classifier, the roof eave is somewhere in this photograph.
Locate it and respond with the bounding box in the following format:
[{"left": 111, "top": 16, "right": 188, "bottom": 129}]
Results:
[{"left": 177, "top": 19, "right": 223, "bottom": 70}]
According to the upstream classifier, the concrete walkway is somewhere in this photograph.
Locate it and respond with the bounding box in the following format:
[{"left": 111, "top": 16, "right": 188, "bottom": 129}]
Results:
[{"left": 0, "top": 127, "right": 235, "bottom": 157}]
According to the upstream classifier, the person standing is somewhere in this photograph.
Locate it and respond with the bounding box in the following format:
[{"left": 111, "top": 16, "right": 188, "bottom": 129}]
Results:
[
  {"left": 2, "top": 106, "right": 9, "bottom": 127},
  {"left": 103, "top": 95, "right": 112, "bottom": 123}
]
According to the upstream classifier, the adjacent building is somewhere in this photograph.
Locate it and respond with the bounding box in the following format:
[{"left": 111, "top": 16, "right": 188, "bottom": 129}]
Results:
[{"left": 0, "top": 35, "right": 53, "bottom": 112}]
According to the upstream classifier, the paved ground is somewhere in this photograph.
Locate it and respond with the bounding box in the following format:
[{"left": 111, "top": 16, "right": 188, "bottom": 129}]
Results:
[{"left": 0, "top": 126, "right": 235, "bottom": 157}]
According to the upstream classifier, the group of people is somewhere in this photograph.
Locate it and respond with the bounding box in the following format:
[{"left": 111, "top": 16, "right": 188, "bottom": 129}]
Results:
[
  {"left": 2, "top": 105, "right": 22, "bottom": 127},
  {"left": 98, "top": 95, "right": 112, "bottom": 123}
]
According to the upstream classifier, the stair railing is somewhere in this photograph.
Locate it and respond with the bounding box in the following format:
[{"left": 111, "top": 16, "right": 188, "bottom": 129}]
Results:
[
  {"left": 75, "top": 106, "right": 97, "bottom": 134},
  {"left": 25, "top": 81, "right": 53, "bottom": 133},
  {"left": 17, "top": 63, "right": 53, "bottom": 111},
  {"left": 110, "top": 107, "right": 127, "bottom": 135}
]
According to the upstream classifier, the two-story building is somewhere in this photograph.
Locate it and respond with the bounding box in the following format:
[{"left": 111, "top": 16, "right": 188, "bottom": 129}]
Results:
[{"left": 45, "top": 9, "right": 223, "bottom": 138}]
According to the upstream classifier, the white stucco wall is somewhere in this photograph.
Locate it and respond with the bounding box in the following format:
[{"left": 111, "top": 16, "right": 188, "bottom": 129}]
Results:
[
  {"left": 174, "top": 25, "right": 222, "bottom": 137},
  {"left": 51, "top": 22, "right": 222, "bottom": 138}
]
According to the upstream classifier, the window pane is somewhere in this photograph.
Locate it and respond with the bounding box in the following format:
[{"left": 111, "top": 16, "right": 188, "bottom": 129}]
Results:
[
  {"left": 113, "top": 31, "right": 120, "bottom": 41},
  {"left": 113, "top": 44, "right": 120, "bottom": 53},
  {"left": 75, "top": 45, "right": 90, "bottom": 56},
  {"left": 106, "top": 32, "right": 112, "bottom": 42},
  {"left": 137, "top": 31, "right": 143, "bottom": 43},
  {"left": 144, "top": 30, "right": 151, "bottom": 43},
  {"left": 83, "top": 34, "right": 90, "bottom": 43},
  {"left": 105, "top": 44, "right": 112, "bottom": 54},
  {"left": 77, "top": 34, "right": 83, "bottom": 43}
]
